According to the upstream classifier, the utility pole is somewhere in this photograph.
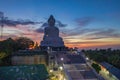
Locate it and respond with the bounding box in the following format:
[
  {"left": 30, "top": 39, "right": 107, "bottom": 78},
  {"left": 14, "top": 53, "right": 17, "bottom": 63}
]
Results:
[{"left": 0, "top": 12, "right": 4, "bottom": 40}]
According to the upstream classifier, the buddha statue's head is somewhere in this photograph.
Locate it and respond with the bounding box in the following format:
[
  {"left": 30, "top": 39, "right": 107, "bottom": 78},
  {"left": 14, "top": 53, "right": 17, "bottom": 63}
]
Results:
[{"left": 48, "top": 15, "right": 55, "bottom": 26}]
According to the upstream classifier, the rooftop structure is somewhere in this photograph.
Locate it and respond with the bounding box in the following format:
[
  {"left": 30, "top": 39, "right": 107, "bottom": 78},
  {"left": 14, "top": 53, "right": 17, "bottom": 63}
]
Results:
[
  {"left": 64, "top": 64, "right": 98, "bottom": 80},
  {"left": 0, "top": 64, "right": 48, "bottom": 80}
]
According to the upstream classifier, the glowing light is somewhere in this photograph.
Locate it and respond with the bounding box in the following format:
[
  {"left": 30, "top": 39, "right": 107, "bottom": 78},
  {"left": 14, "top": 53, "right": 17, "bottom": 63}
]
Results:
[
  {"left": 59, "top": 66, "right": 63, "bottom": 70},
  {"left": 49, "top": 69, "right": 53, "bottom": 73},
  {"left": 61, "top": 58, "right": 64, "bottom": 61},
  {"left": 29, "top": 42, "right": 38, "bottom": 50},
  {"left": 64, "top": 78, "right": 66, "bottom": 80},
  {"left": 86, "top": 57, "right": 89, "bottom": 60}
]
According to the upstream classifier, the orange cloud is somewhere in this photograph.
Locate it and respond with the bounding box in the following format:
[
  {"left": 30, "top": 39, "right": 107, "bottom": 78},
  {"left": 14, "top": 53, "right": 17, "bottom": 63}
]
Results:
[{"left": 65, "top": 40, "right": 120, "bottom": 49}]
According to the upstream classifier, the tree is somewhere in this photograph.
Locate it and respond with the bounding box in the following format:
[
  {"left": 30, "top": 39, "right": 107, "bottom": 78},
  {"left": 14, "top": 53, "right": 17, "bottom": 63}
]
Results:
[
  {"left": 0, "top": 38, "right": 15, "bottom": 54},
  {"left": 107, "top": 54, "right": 120, "bottom": 68},
  {"left": 15, "top": 37, "right": 34, "bottom": 50},
  {"left": 92, "top": 63, "right": 101, "bottom": 73},
  {"left": 0, "top": 37, "right": 34, "bottom": 66}
]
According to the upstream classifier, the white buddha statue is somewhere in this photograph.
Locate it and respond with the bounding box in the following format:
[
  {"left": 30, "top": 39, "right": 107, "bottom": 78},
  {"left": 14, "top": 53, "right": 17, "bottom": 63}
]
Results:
[{"left": 40, "top": 15, "right": 64, "bottom": 47}]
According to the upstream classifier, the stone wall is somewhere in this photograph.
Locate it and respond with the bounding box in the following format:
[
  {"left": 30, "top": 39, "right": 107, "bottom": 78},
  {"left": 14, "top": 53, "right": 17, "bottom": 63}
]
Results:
[{"left": 12, "top": 55, "right": 47, "bottom": 65}]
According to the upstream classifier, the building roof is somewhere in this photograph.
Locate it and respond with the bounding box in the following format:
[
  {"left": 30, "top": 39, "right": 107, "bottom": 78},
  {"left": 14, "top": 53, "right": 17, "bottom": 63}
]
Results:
[
  {"left": 65, "top": 54, "right": 86, "bottom": 64},
  {"left": 12, "top": 50, "right": 48, "bottom": 56},
  {"left": 100, "top": 62, "right": 120, "bottom": 79},
  {"left": 64, "top": 64, "right": 98, "bottom": 80},
  {"left": 0, "top": 64, "right": 48, "bottom": 80}
]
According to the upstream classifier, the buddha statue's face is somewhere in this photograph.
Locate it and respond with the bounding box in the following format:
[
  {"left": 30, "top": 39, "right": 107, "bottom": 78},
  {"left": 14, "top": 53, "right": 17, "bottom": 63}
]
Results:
[{"left": 48, "top": 15, "right": 55, "bottom": 26}]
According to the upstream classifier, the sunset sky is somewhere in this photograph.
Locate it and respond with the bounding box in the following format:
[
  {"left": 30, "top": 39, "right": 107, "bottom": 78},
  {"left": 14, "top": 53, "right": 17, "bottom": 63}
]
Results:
[{"left": 0, "top": 0, "right": 120, "bottom": 49}]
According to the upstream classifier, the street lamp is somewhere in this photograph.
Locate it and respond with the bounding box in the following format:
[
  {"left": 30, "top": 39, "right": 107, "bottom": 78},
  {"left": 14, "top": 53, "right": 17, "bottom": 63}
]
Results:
[
  {"left": 0, "top": 11, "right": 4, "bottom": 40},
  {"left": 49, "top": 69, "right": 53, "bottom": 73},
  {"left": 61, "top": 57, "right": 64, "bottom": 61},
  {"left": 86, "top": 57, "right": 89, "bottom": 60},
  {"left": 59, "top": 66, "right": 63, "bottom": 70}
]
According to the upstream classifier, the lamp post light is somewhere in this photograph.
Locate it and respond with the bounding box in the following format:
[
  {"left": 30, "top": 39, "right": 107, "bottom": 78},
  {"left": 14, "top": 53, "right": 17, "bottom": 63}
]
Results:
[
  {"left": 64, "top": 78, "right": 66, "bottom": 80},
  {"left": 60, "top": 57, "right": 64, "bottom": 61},
  {"left": 86, "top": 57, "right": 89, "bottom": 60},
  {"left": 49, "top": 69, "right": 53, "bottom": 73},
  {"left": 59, "top": 57, "right": 65, "bottom": 80},
  {"left": 0, "top": 12, "right": 7, "bottom": 40},
  {"left": 60, "top": 57, "right": 64, "bottom": 67},
  {"left": 59, "top": 66, "right": 63, "bottom": 70}
]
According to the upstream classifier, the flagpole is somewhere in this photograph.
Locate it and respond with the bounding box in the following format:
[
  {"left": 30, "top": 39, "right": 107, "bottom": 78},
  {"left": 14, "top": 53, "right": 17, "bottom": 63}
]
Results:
[{"left": 1, "top": 24, "right": 3, "bottom": 40}]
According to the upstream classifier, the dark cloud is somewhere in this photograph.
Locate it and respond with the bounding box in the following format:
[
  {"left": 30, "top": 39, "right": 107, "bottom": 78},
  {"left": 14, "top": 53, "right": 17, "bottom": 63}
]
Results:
[
  {"left": 35, "top": 28, "right": 44, "bottom": 33},
  {"left": 61, "top": 16, "right": 96, "bottom": 36},
  {"left": 75, "top": 17, "right": 95, "bottom": 27},
  {"left": 84, "top": 29, "right": 120, "bottom": 40},
  {"left": 92, "top": 29, "right": 117, "bottom": 36},
  {"left": 0, "top": 19, "right": 40, "bottom": 27},
  {"left": 56, "top": 20, "right": 67, "bottom": 27},
  {"left": 63, "top": 28, "right": 120, "bottom": 40},
  {"left": 41, "top": 23, "right": 48, "bottom": 27},
  {"left": 2, "top": 34, "right": 17, "bottom": 39},
  {"left": 35, "top": 20, "right": 67, "bottom": 33},
  {"left": 64, "top": 28, "right": 99, "bottom": 36},
  {"left": 39, "top": 20, "right": 67, "bottom": 28},
  {"left": 35, "top": 22, "right": 45, "bottom": 33}
]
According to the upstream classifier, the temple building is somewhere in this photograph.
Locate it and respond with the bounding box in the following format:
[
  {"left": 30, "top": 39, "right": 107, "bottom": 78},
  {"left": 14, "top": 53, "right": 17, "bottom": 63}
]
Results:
[{"left": 40, "top": 15, "right": 65, "bottom": 51}]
